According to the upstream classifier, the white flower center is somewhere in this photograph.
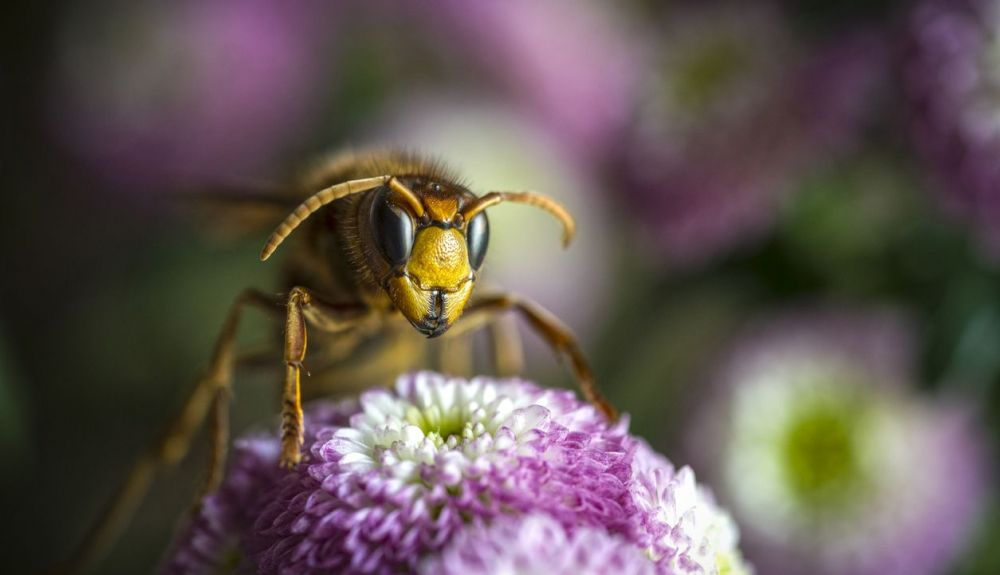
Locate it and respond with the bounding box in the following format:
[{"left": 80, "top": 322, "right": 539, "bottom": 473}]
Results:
[{"left": 329, "top": 374, "right": 555, "bottom": 487}]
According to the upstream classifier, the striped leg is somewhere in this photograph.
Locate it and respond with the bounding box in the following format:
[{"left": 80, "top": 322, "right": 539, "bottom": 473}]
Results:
[
  {"left": 279, "top": 287, "right": 369, "bottom": 467},
  {"left": 460, "top": 292, "right": 618, "bottom": 421}
]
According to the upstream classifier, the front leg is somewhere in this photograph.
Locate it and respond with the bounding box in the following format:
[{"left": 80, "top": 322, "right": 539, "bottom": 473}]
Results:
[
  {"left": 459, "top": 293, "right": 618, "bottom": 421},
  {"left": 280, "top": 287, "right": 370, "bottom": 467}
]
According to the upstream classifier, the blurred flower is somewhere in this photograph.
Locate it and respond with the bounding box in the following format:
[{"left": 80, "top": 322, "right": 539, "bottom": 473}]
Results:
[
  {"left": 902, "top": 0, "right": 1000, "bottom": 256},
  {"left": 51, "top": 0, "right": 331, "bottom": 192},
  {"left": 429, "top": 0, "right": 639, "bottom": 163},
  {"left": 622, "top": 3, "right": 882, "bottom": 267},
  {"left": 692, "top": 309, "right": 987, "bottom": 575},
  {"left": 162, "top": 372, "right": 750, "bottom": 574},
  {"left": 373, "top": 100, "right": 616, "bottom": 346},
  {"left": 419, "top": 513, "right": 659, "bottom": 575}
]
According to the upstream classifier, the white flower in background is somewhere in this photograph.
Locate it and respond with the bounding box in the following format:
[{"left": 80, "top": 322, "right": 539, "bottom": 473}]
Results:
[{"left": 697, "top": 310, "right": 987, "bottom": 575}]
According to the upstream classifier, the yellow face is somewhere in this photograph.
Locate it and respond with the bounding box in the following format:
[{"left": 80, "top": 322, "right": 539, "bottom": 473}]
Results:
[
  {"left": 372, "top": 184, "right": 488, "bottom": 337},
  {"left": 386, "top": 226, "right": 476, "bottom": 337}
]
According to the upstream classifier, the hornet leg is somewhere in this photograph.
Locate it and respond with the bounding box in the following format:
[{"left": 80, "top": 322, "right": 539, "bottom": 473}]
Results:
[
  {"left": 459, "top": 293, "right": 617, "bottom": 421},
  {"left": 58, "top": 288, "right": 280, "bottom": 575}
]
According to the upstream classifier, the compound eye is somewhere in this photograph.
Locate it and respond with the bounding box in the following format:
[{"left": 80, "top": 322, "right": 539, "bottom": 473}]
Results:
[
  {"left": 370, "top": 187, "right": 414, "bottom": 265},
  {"left": 466, "top": 212, "right": 489, "bottom": 270}
]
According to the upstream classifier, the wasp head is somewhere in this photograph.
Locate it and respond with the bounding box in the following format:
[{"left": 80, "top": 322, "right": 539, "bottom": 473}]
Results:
[
  {"left": 371, "top": 180, "right": 488, "bottom": 337},
  {"left": 260, "top": 168, "right": 573, "bottom": 339}
]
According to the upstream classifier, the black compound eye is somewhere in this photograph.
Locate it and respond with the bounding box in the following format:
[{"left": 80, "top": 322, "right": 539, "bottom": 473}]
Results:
[
  {"left": 370, "top": 188, "right": 414, "bottom": 265},
  {"left": 466, "top": 212, "right": 489, "bottom": 270}
]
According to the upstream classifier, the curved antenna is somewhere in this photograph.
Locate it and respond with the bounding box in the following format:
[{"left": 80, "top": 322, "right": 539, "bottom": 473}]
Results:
[
  {"left": 260, "top": 175, "right": 425, "bottom": 261},
  {"left": 462, "top": 191, "right": 576, "bottom": 247},
  {"left": 386, "top": 177, "right": 425, "bottom": 217}
]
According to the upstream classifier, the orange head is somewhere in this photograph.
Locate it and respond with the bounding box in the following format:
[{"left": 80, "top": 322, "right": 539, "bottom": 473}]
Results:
[
  {"left": 260, "top": 171, "right": 575, "bottom": 338},
  {"left": 369, "top": 179, "right": 485, "bottom": 337}
]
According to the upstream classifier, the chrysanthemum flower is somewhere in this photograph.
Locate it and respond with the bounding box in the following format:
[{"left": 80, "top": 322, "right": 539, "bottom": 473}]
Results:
[
  {"left": 622, "top": 3, "right": 881, "bottom": 267},
  {"left": 162, "top": 372, "right": 750, "bottom": 574},
  {"left": 901, "top": 0, "right": 1000, "bottom": 256},
  {"left": 630, "top": 442, "right": 751, "bottom": 575},
  {"left": 692, "top": 309, "right": 987, "bottom": 575},
  {"left": 419, "top": 513, "right": 659, "bottom": 575}
]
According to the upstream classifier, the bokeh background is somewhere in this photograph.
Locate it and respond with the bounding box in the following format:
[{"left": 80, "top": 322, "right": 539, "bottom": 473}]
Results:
[{"left": 2, "top": 0, "right": 999, "bottom": 573}]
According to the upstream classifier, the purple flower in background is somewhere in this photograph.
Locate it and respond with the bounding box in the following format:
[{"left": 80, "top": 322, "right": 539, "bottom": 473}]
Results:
[
  {"left": 431, "top": 0, "right": 639, "bottom": 163},
  {"left": 162, "top": 372, "right": 750, "bottom": 574},
  {"left": 51, "top": 0, "right": 331, "bottom": 192},
  {"left": 902, "top": 0, "right": 1000, "bottom": 256},
  {"left": 622, "top": 3, "right": 882, "bottom": 268},
  {"left": 691, "top": 308, "right": 988, "bottom": 575}
]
